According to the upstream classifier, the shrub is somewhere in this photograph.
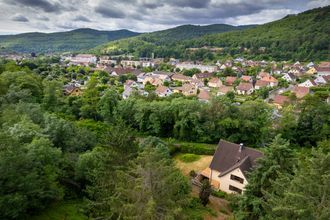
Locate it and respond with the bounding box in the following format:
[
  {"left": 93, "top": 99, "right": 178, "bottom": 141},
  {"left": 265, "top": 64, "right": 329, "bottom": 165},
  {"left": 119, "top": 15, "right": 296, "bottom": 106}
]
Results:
[
  {"left": 178, "top": 153, "right": 201, "bottom": 163},
  {"left": 189, "top": 170, "right": 197, "bottom": 178}
]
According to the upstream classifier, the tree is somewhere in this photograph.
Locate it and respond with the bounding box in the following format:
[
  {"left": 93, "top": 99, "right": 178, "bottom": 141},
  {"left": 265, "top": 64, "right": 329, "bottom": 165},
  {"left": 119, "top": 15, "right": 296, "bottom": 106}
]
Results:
[
  {"left": 107, "top": 138, "right": 190, "bottom": 219},
  {"left": 199, "top": 179, "right": 211, "bottom": 206},
  {"left": 266, "top": 140, "right": 330, "bottom": 219},
  {"left": 235, "top": 135, "right": 295, "bottom": 220},
  {"left": 0, "top": 134, "right": 63, "bottom": 219},
  {"left": 98, "top": 89, "right": 120, "bottom": 123}
]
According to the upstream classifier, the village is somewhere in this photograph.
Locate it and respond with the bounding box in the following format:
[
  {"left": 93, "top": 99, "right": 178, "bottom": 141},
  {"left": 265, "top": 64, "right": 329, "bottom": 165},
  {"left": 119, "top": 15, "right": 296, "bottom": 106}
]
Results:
[{"left": 57, "top": 53, "right": 330, "bottom": 109}]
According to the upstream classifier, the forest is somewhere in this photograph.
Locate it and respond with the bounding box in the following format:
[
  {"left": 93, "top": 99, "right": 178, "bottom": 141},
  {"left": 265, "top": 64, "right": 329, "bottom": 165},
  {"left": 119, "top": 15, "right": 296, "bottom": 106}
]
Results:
[
  {"left": 99, "top": 6, "right": 330, "bottom": 61},
  {"left": 0, "top": 58, "right": 329, "bottom": 219}
]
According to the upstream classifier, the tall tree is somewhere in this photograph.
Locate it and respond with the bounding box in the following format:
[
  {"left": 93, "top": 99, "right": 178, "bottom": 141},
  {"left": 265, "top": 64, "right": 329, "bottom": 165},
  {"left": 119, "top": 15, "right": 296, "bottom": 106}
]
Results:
[{"left": 235, "top": 135, "right": 296, "bottom": 220}]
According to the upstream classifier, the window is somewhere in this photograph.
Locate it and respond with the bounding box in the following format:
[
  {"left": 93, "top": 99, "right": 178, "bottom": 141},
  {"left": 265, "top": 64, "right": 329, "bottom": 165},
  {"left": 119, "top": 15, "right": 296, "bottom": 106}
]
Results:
[
  {"left": 230, "top": 174, "right": 244, "bottom": 184},
  {"left": 229, "top": 185, "right": 242, "bottom": 194}
]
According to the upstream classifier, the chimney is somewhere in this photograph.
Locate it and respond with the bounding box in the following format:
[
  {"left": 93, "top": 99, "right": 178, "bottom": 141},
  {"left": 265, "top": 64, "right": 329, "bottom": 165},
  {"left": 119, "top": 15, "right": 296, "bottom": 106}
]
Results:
[{"left": 239, "top": 143, "right": 244, "bottom": 152}]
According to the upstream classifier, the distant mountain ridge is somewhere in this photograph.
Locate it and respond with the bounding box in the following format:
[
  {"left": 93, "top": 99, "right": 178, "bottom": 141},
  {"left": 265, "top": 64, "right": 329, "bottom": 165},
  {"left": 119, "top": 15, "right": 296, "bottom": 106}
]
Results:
[
  {"left": 0, "top": 24, "right": 255, "bottom": 54},
  {"left": 0, "top": 28, "right": 141, "bottom": 53},
  {"left": 98, "top": 5, "right": 330, "bottom": 61}
]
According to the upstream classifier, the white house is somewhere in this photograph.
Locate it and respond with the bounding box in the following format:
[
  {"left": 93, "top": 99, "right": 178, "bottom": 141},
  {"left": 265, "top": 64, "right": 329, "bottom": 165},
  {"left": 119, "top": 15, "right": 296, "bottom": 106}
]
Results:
[
  {"left": 198, "top": 140, "right": 263, "bottom": 194},
  {"left": 155, "top": 85, "right": 172, "bottom": 97},
  {"left": 236, "top": 82, "right": 254, "bottom": 95},
  {"left": 314, "top": 75, "right": 330, "bottom": 85},
  {"left": 298, "top": 79, "right": 317, "bottom": 88},
  {"left": 282, "top": 73, "right": 296, "bottom": 82}
]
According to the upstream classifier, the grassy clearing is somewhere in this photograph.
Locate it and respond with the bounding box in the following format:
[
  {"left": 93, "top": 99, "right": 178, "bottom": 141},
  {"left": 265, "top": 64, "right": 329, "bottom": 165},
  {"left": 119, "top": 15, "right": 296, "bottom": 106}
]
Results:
[
  {"left": 177, "top": 153, "right": 201, "bottom": 163},
  {"left": 30, "top": 200, "right": 87, "bottom": 220},
  {"left": 175, "top": 155, "right": 213, "bottom": 176}
]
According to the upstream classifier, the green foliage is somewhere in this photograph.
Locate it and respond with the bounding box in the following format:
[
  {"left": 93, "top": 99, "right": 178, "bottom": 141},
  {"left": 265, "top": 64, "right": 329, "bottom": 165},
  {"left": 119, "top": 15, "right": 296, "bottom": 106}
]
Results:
[
  {"left": 265, "top": 140, "right": 330, "bottom": 219},
  {"left": 199, "top": 180, "right": 212, "bottom": 206},
  {"left": 177, "top": 153, "right": 201, "bottom": 163},
  {"left": 0, "top": 29, "right": 140, "bottom": 53},
  {"left": 234, "top": 135, "right": 296, "bottom": 220}
]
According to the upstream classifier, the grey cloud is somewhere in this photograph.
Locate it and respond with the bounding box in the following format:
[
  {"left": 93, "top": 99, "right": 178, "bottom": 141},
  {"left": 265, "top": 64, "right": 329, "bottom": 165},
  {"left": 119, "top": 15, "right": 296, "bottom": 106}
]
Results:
[
  {"left": 73, "top": 15, "right": 91, "bottom": 22},
  {"left": 168, "top": 0, "right": 211, "bottom": 8},
  {"left": 95, "top": 6, "right": 126, "bottom": 18},
  {"left": 6, "top": 0, "right": 66, "bottom": 13},
  {"left": 11, "top": 14, "right": 29, "bottom": 22}
]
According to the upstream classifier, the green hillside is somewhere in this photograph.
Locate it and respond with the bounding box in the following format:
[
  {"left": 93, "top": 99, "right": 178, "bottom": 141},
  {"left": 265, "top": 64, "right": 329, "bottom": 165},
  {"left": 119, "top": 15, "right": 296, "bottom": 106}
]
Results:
[
  {"left": 0, "top": 28, "right": 140, "bottom": 53},
  {"left": 99, "top": 6, "right": 330, "bottom": 61},
  {"left": 96, "top": 24, "right": 255, "bottom": 56}
]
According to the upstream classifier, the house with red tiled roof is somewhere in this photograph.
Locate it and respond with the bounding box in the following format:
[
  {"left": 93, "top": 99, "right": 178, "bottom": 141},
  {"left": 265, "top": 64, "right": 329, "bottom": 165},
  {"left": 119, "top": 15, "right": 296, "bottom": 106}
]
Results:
[
  {"left": 225, "top": 76, "right": 237, "bottom": 86},
  {"left": 198, "top": 89, "right": 211, "bottom": 102},
  {"left": 217, "top": 86, "right": 234, "bottom": 96},
  {"left": 260, "top": 75, "right": 278, "bottom": 87},
  {"left": 293, "top": 86, "right": 310, "bottom": 99},
  {"left": 208, "top": 77, "right": 223, "bottom": 88},
  {"left": 236, "top": 82, "right": 254, "bottom": 95},
  {"left": 241, "top": 75, "right": 252, "bottom": 82},
  {"left": 254, "top": 80, "right": 269, "bottom": 90},
  {"left": 155, "top": 85, "right": 172, "bottom": 97},
  {"left": 197, "top": 140, "right": 263, "bottom": 194},
  {"left": 273, "top": 95, "right": 290, "bottom": 109}
]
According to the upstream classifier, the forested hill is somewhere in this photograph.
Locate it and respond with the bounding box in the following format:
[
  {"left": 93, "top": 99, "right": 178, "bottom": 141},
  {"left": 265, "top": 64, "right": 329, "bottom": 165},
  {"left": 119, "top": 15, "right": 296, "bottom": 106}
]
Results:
[
  {"left": 0, "top": 28, "right": 140, "bottom": 53},
  {"left": 189, "top": 5, "right": 330, "bottom": 61},
  {"left": 96, "top": 24, "right": 255, "bottom": 55},
  {"left": 138, "top": 24, "right": 256, "bottom": 43},
  {"left": 98, "top": 6, "right": 330, "bottom": 61}
]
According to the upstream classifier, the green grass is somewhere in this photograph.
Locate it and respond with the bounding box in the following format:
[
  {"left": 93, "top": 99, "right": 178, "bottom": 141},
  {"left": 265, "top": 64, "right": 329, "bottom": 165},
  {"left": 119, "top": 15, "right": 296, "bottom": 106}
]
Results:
[
  {"left": 30, "top": 200, "right": 88, "bottom": 220},
  {"left": 177, "top": 153, "right": 201, "bottom": 163}
]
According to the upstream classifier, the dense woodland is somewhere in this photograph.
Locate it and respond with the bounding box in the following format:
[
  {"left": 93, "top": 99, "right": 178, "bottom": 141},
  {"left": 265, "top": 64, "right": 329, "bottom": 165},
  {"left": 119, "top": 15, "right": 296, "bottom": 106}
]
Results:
[
  {"left": 0, "top": 57, "right": 329, "bottom": 219},
  {"left": 0, "top": 29, "right": 139, "bottom": 53},
  {"left": 99, "top": 6, "right": 330, "bottom": 61}
]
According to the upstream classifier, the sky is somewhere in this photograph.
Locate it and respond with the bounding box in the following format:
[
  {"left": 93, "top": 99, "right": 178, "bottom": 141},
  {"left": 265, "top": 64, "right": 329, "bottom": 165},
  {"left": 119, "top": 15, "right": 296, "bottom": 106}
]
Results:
[{"left": 0, "top": 0, "right": 329, "bottom": 34}]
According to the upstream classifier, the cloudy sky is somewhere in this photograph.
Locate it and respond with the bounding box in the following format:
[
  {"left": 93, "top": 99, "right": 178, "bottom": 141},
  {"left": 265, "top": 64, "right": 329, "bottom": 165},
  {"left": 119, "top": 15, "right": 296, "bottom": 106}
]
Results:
[{"left": 0, "top": 0, "right": 329, "bottom": 34}]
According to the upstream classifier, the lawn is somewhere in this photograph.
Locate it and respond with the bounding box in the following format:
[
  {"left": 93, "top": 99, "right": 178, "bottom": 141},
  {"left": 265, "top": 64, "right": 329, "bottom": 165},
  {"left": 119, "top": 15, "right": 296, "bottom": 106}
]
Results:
[
  {"left": 174, "top": 154, "right": 213, "bottom": 177},
  {"left": 30, "top": 200, "right": 88, "bottom": 220}
]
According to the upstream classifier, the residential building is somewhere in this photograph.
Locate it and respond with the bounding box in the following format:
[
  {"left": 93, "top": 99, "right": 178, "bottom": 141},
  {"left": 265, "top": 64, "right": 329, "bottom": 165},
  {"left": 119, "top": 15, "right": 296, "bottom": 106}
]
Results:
[
  {"left": 155, "top": 86, "right": 172, "bottom": 97},
  {"left": 273, "top": 95, "right": 290, "bottom": 109},
  {"left": 208, "top": 77, "right": 223, "bottom": 88},
  {"left": 241, "top": 75, "right": 252, "bottom": 82},
  {"left": 70, "top": 54, "right": 97, "bottom": 66},
  {"left": 282, "top": 73, "right": 296, "bottom": 82},
  {"left": 171, "top": 74, "right": 192, "bottom": 83},
  {"left": 293, "top": 86, "right": 310, "bottom": 99},
  {"left": 198, "top": 140, "right": 263, "bottom": 194},
  {"left": 225, "top": 76, "right": 237, "bottom": 86},
  {"left": 254, "top": 80, "right": 269, "bottom": 90},
  {"left": 298, "top": 79, "right": 317, "bottom": 88},
  {"left": 176, "top": 62, "right": 218, "bottom": 73},
  {"left": 236, "top": 82, "right": 254, "bottom": 95},
  {"left": 217, "top": 86, "right": 234, "bottom": 96},
  {"left": 198, "top": 89, "right": 211, "bottom": 102},
  {"left": 193, "top": 72, "right": 214, "bottom": 80},
  {"left": 315, "top": 75, "right": 330, "bottom": 85}
]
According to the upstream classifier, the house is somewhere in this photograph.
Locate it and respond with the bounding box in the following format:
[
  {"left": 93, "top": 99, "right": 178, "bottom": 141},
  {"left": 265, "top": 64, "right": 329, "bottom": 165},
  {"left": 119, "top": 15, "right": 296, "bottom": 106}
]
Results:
[
  {"left": 143, "top": 76, "right": 163, "bottom": 86},
  {"left": 208, "top": 77, "right": 223, "bottom": 88},
  {"left": 121, "top": 60, "right": 141, "bottom": 68},
  {"left": 176, "top": 62, "right": 218, "bottom": 73},
  {"left": 63, "top": 84, "right": 82, "bottom": 96},
  {"left": 315, "top": 75, "right": 330, "bottom": 85},
  {"left": 236, "top": 82, "right": 254, "bottom": 95},
  {"left": 273, "top": 95, "right": 290, "bottom": 109},
  {"left": 316, "top": 66, "right": 330, "bottom": 76},
  {"left": 151, "top": 71, "right": 173, "bottom": 82},
  {"left": 289, "top": 68, "right": 304, "bottom": 77},
  {"left": 293, "top": 86, "right": 310, "bottom": 99},
  {"left": 70, "top": 54, "right": 97, "bottom": 66},
  {"left": 260, "top": 76, "right": 278, "bottom": 87},
  {"left": 193, "top": 72, "right": 214, "bottom": 80},
  {"left": 306, "top": 62, "right": 314, "bottom": 68},
  {"left": 298, "top": 79, "right": 317, "bottom": 88},
  {"left": 181, "top": 84, "right": 198, "bottom": 96},
  {"left": 198, "top": 140, "right": 263, "bottom": 194},
  {"left": 198, "top": 89, "right": 211, "bottom": 102},
  {"left": 171, "top": 74, "right": 192, "bottom": 83},
  {"left": 225, "top": 76, "right": 237, "bottom": 86},
  {"left": 282, "top": 73, "right": 296, "bottom": 82},
  {"left": 217, "top": 86, "right": 234, "bottom": 96},
  {"left": 254, "top": 80, "right": 269, "bottom": 90},
  {"left": 241, "top": 75, "right": 252, "bottom": 83},
  {"left": 99, "top": 56, "right": 116, "bottom": 65},
  {"left": 306, "top": 67, "right": 317, "bottom": 75},
  {"left": 155, "top": 86, "right": 172, "bottom": 97},
  {"left": 257, "top": 71, "right": 270, "bottom": 79}
]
